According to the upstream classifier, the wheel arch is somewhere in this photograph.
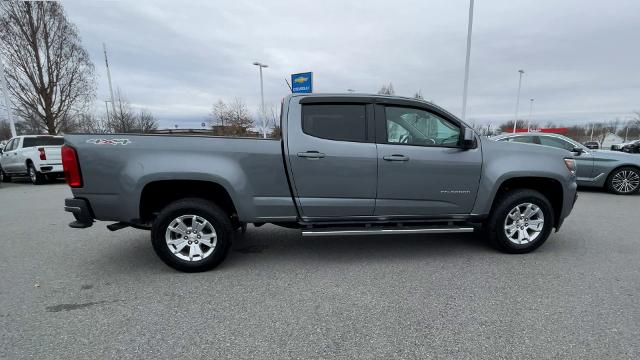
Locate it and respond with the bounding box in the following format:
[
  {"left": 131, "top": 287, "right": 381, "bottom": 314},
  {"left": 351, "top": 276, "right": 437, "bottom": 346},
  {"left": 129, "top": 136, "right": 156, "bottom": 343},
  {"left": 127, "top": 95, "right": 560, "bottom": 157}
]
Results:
[
  {"left": 489, "top": 176, "right": 564, "bottom": 228},
  {"left": 139, "top": 180, "right": 239, "bottom": 224}
]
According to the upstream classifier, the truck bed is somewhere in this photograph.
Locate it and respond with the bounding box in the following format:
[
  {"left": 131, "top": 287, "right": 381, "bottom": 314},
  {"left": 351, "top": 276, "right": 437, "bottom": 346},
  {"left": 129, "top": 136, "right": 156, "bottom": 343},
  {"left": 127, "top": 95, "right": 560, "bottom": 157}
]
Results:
[{"left": 65, "top": 134, "right": 296, "bottom": 223}]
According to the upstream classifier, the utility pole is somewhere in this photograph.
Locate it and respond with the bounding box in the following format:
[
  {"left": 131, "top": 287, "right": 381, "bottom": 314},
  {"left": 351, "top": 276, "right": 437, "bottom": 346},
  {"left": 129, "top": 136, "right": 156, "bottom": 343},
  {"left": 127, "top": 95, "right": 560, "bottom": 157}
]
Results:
[
  {"left": 461, "top": 0, "right": 475, "bottom": 125},
  {"left": 104, "top": 100, "right": 111, "bottom": 121},
  {"left": 0, "top": 59, "right": 16, "bottom": 137},
  {"left": 625, "top": 124, "right": 629, "bottom": 142},
  {"left": 513, "top": 69, "right": 525, "bottom": 133},
  {"left": 103, "top": 43, "right": 117, "bottom": 119},
  {"left": 253, "top": 62, "right": 268, "bottom": 138},
  {"left": 527, "top": 98, "right": 534, "bottom": 131}
]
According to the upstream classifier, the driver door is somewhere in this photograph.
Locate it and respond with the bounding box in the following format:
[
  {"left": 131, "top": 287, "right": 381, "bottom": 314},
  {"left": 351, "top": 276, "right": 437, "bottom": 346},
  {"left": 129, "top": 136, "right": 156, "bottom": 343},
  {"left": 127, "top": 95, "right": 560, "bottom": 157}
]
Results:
[{"left": 374, "top": 104, "right": 482, "bottom": 216}]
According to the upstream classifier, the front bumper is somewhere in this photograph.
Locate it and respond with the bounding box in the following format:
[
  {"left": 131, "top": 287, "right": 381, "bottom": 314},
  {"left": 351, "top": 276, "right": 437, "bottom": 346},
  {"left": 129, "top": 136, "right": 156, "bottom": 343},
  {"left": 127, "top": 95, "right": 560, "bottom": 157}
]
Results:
[
  {"left": 64, "top": 198, "right": 94, "bottom": 228},
  {"left": 556, "top": 182, "right": 578, "bottom": 231}
]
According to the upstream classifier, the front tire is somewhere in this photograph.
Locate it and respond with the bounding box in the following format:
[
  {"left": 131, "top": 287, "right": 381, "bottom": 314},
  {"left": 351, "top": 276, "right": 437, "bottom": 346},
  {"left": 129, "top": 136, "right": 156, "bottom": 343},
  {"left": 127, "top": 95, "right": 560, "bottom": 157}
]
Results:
[
  {"left": 606, "top": 167, "right": 640, "bottom": 195},
  {"left": 151, "top": 198, "right": 233, "bottom": 272},
  {"left": 486, "top": 189, "right": 554, "bottom": 254}
]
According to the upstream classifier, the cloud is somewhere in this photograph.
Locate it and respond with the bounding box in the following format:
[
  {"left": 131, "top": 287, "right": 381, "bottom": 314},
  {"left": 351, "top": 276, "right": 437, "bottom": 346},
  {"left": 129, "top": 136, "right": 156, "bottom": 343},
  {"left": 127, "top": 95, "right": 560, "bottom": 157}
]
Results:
[{"left": 64, "top": 0, "right": 640, "bottom": 128}]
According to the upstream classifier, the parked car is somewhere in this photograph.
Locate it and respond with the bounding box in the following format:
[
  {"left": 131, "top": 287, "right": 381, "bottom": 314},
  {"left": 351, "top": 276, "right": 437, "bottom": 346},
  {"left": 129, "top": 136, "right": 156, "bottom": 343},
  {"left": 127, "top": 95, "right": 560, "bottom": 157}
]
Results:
[
  {"left": 493, "top": 132, "right": 640, "bottom": 195},
  {"left": 63, "top": 94, "right": 578, "bottom": 272},
  {"left": 0, "top": 135, "right": 64, "bottom": 184},
  {"left": 610, "top": 141, "right": 636, "bottom": 151},
  {"left": 583, "top": 141, "right": 599, "bottom": 149},
  {"left": 621, "top": 140, "right": 640, "bottom": 154}
]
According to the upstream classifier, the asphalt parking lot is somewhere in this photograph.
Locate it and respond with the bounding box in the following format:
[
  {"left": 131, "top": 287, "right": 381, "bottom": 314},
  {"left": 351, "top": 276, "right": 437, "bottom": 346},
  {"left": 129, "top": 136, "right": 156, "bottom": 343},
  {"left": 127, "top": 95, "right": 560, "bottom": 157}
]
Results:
[{"left": 1, "top": 180, "right": 639, "bottom": 359}]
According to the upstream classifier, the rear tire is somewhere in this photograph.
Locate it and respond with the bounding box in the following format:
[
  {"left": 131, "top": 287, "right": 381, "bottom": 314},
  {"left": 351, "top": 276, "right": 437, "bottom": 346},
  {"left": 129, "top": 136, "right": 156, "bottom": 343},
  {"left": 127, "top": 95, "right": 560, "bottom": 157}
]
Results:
[
  {"left": 151, "top": 198, "right": 233, "bottom": 272},
  {"left": 485, "top": 189, "right": 554, "bottom": 254},
  {"left": 606, "top": 167, "right": 640, "bottom": 195},
  {"left": 28, "top": 163, "right": 44, "bottom": 185}
]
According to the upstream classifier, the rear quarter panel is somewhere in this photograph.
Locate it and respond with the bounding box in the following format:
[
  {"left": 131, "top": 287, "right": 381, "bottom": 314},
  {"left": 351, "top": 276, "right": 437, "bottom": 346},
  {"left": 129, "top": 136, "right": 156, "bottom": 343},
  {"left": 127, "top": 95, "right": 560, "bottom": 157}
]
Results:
[{"left": 65, "top": 134, "right": 295, "bottom": 223}]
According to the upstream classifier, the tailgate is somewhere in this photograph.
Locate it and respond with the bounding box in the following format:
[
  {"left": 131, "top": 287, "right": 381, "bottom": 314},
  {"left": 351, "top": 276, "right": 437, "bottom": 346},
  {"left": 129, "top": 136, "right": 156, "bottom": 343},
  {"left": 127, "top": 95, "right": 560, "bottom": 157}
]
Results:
[{"left": 42, "top": 146, "right": 62, "bottom": 162}]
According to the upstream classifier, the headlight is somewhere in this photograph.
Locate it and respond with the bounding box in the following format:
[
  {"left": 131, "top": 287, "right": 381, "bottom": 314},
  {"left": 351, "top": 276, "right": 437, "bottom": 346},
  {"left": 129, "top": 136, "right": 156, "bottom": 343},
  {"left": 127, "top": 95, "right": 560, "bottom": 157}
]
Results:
[{"left": 564, "top": 158, "right": 576, "bottom": 175}]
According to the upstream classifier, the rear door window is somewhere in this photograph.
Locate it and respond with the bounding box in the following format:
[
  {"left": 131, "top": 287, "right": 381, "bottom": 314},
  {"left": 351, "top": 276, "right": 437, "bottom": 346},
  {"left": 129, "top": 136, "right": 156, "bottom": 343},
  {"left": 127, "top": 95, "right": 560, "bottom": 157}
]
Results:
[
  {"left": 22, "top": 137, "right": 64, "bottom": 147},
  {"left": 302, "top": 104, "right": 367, "bottom": 142},
  {"left": 538, "top": 136, "right": 574, "bottom": 151},
  {"left": 505, "top": 136, "right": 535, "bottom": 144}
]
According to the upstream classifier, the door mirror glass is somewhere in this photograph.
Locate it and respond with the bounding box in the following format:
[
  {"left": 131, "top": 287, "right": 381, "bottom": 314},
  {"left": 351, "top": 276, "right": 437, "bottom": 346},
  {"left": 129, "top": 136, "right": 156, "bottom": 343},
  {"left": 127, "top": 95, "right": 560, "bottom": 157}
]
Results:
[{"left": 461, "top": 127, "right": 475, "bottom": 149}]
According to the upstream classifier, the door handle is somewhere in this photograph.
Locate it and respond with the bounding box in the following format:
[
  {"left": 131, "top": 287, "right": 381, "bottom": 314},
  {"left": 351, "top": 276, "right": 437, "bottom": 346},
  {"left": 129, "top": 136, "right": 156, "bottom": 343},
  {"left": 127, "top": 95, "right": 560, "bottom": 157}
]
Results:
[
  {"left": 297, "top": 151, "right": 326, "bottom": 159},
  {"left": 383, "top": 154, "right": 409, "bottom": 161}
]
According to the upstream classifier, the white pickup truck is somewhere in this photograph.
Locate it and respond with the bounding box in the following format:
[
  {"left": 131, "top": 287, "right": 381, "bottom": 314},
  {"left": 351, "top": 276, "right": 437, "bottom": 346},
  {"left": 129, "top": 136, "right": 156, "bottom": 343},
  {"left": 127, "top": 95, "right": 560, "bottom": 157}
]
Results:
[{"left": 0, "top": 135, "right": 64, "bottom": 184}]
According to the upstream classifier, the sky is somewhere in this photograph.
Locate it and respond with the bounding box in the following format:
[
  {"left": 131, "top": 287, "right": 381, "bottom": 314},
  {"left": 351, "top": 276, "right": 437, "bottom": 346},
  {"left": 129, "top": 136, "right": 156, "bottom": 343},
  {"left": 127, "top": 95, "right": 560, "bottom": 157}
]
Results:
[{"left": 63, "top": 0, "right": 640, "bottom": 129}]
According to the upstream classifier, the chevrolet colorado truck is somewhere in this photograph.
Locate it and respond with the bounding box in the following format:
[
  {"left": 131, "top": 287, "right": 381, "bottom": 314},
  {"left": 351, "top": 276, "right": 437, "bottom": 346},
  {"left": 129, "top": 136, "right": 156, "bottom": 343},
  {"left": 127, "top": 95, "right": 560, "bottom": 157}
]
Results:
[
  {"left": 63, "top": 94, "right": 578, "bottom": 272},
  {"left": 0, "top": 135, "right": 64, "bottom": 184}
]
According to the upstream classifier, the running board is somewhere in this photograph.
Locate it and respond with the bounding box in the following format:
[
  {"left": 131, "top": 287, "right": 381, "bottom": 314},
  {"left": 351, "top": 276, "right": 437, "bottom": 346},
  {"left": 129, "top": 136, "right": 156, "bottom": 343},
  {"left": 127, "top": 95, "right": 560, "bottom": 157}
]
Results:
[{"left": 302, "top": 226, "right": 474, "bottom": 237}]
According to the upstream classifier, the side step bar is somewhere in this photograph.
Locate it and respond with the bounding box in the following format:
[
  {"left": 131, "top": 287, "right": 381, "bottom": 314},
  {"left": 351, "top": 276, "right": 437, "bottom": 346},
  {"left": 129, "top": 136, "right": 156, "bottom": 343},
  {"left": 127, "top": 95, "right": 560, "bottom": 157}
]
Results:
[{"left": 302, "top": 226, "right": 474, "bottom": 237}]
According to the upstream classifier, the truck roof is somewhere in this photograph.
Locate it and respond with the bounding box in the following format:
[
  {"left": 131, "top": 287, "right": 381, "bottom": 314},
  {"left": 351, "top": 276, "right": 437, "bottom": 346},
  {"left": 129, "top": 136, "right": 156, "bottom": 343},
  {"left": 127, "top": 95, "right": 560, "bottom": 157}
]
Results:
[{"left": 285, "top": 93, "right": 465, "bottom": 126}]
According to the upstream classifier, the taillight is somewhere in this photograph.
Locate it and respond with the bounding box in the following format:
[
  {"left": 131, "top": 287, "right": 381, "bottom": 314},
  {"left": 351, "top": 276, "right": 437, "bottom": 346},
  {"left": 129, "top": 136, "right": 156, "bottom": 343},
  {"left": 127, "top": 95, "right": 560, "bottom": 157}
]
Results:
[
  {"left": 38, "top": 147, "right": 46, "bottom": 160},
  {"left": 61, "top": 145, "right": 82, "bottom": 187}
]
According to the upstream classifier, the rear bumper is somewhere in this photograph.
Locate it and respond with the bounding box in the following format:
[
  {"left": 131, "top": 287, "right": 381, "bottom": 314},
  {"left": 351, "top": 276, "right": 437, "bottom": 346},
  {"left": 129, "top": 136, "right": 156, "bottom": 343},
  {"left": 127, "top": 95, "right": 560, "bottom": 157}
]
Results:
[
  {"left": 39, "top": 164, "right": 62, "bottom": 173},
  {"left": 64, "top": 198, "right": 94, "bottom": 228}
]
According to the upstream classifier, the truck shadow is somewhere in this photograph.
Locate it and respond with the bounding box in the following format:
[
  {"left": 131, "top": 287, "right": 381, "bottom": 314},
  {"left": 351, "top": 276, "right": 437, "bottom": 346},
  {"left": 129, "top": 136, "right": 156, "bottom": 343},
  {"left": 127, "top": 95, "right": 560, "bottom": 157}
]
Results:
[
  {"left": 223, "top": 225, "right": 494, "bottom": 268},
  {"left": 92, "top": 224, "right": 572, "bottom": 274}
]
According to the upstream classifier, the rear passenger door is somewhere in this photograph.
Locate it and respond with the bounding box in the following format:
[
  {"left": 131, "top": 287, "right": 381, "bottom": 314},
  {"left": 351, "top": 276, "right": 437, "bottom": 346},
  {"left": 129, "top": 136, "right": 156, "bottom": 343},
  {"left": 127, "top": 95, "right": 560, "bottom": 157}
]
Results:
[{"left": 286, "top": 98, "right": 377, "bottom": 218}]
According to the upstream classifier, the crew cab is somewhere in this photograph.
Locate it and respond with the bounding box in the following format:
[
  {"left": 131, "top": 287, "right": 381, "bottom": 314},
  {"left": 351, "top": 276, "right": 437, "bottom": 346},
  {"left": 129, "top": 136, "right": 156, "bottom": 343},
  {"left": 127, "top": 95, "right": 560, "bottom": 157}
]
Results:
[
  {"left": 63, "top": 94, "right": 578, "bottom": 272},
  {"left": 0, "top": 135, "right": 64, "bottom": 184}
]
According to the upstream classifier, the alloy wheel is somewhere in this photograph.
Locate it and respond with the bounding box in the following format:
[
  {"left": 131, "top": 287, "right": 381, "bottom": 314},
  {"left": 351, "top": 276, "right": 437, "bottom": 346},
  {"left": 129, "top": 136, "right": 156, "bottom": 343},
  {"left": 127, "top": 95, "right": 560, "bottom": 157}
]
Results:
[
  {"left": 503, "top": 202, "right": 545, "bottom": 245},
  {"left": 611, "top": 169, "right": 640, "bottom": 193},
  {"left": 165, "top": 215, "right": 217, "bottom": 262}
]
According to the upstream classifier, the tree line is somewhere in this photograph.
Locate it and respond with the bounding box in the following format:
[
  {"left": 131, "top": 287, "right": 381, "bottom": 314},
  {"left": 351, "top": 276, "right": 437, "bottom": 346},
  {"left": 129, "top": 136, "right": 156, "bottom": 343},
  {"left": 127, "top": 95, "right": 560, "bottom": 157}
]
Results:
[{"left": 0, "top": 1, "right": 157, "bottom": 140}]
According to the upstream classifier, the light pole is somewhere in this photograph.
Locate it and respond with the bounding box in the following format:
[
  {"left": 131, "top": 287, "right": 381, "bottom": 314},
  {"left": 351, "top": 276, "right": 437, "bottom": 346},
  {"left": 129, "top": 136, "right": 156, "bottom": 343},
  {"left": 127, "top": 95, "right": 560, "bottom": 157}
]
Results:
[
  {"left": 461, "top": 0, "right": 475, "bottom": 124},
  {"left": 0, "top": 59, "right": 16, "bottom": 137},
  {"left": 253, "top": 62, "right": 268, "bottom": 138},
  {"left": 527, "top": 98, "right": 534, "bottom": 131},
  {"left": 513, "top": 69, "right": 525, "bottom": 133}
]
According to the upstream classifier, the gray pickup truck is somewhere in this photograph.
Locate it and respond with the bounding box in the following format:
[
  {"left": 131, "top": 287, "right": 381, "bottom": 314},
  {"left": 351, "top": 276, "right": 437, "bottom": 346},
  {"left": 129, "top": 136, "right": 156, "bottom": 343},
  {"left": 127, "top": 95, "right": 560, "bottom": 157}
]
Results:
[{"left": 63, "top": 94, "right": 578, "bottom": 272}]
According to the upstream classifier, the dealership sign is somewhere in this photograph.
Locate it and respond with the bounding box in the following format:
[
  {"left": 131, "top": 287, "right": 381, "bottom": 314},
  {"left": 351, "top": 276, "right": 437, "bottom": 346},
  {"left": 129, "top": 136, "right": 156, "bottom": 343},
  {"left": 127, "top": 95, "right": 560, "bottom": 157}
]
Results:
[{"left": 291, "top": 72, "right": 313, "bottom": 93}]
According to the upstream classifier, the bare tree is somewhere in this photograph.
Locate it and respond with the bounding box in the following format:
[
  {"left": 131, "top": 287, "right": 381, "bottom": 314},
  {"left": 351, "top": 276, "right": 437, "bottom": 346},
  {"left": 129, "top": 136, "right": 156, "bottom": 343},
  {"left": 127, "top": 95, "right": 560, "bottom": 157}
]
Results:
[
  {"left": 76, "top": 113, "right": 111, "bottom": 134},
  {"left": 227, "top": 97, "right": 253, "bottom": 135},
  {"left": 378, "top": 82, "right": 395, "bottom": 96},
  {"left": 209, "top": 100, "right": 229, "bottom": 127},
  {"left": 0, "top": 120, "right": 11, "bottom": 140},
  {"left": 209, "top": 98, "right": 254, "bottom": 136},
  {"left": 108, "top": 88, "right": 136, "bottom": 133},
  {"left": 413, "top": 90, "right": 424, "bottom": 100},
  {"left": 498, "top": 119, "right": 527, "bottom": 132},
  {"left": 135, "top": 109, "right": 158, "bottom": 133},
  {"left": 0, "top": 1, "right": 95, "bottom": 135},
  {"left": 266, "top": 104, "right": 280, "bottom": 138}
]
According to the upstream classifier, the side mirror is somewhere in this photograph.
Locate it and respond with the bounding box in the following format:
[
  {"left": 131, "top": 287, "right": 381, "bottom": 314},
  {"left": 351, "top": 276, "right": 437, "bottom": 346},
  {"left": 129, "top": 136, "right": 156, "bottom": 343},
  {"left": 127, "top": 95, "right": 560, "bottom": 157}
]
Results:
[
  {"left": 571, "top": 147, "right": 584, "bottom": 155},
  {"left": 460, "top": 127, "right": 475, "bottom": 149}
]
